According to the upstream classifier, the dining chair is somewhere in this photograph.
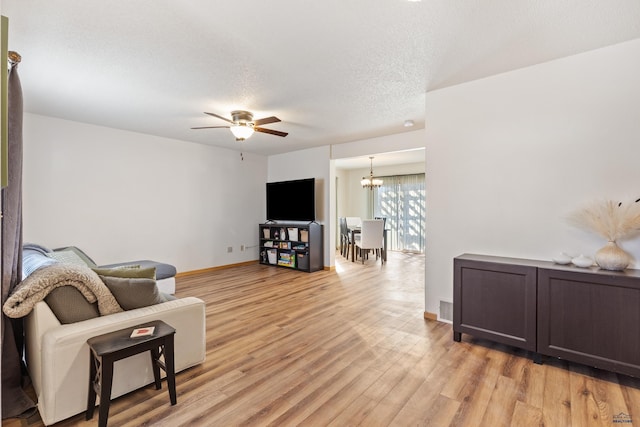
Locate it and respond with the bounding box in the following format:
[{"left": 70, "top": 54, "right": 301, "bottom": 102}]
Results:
[
  {"left": 374, "top": 216, "right": 387, "bottom": 227},
  {"left": 374, "top": 217, "right": 387, "bottom": 258},
  {"left": 345, "top": 217, "right": 362, "bottom": 229},
  {"left": 338, "top": 217, "right": 349, "bottom": 258},
  {"left": 354, "top": 219, "right": 385, "bottom": 264}
]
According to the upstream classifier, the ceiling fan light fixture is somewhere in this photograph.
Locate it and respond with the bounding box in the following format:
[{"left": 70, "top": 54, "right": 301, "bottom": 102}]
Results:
[
  {"left": 194, "top": 110, "right": 286, "bottom": 140},
  {"left": 230, "top": 123, "right": 255, "bottom": 141}
]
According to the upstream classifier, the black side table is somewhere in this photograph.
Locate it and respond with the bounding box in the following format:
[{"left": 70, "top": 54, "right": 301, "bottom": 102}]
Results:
[{"left": 86, "top": 320, "right": 177, "bottom": 427}]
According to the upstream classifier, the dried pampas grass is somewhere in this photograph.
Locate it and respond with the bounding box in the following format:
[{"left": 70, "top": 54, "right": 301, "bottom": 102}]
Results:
[{"left": 569, "top": 198, "right": 640, "bottom": 241}]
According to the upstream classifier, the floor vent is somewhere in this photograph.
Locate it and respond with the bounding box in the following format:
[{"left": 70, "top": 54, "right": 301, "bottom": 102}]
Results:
[{"left": 439, "top": 300, "right": 453, "bottom": 323}]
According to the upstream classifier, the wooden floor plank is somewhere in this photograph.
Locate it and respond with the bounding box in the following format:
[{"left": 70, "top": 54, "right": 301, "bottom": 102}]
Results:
[
  {"left": 447, "top": 343, "right": 508, "bottom": 427},
  {"left": 479, "top": 375, "right": 519, "bottom": 427},
  {"left": 511, "top": 400, "right": 545, "bottom": 427},
  {"left": 418, "top": 394, "right": 461, "bottom": 427},
  {"left": 5, "top": 251, "right": 640, "bottom": 427},
  {"left": 326, "top": 395, "right": 378, "bottom": 427},
  {"left": 518, "top": 356, "right": 547, "bottom": 409},
  {"left": 542, "top": 359, "right": 573, "bottom": 427}
]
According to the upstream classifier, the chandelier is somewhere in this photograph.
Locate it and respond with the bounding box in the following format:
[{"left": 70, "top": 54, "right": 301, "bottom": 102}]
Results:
[{"left": 361, "top": 156, "right": 383, "bottom": 189}]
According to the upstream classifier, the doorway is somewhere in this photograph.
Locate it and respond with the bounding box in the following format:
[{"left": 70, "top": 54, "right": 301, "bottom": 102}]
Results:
[{"left": 334, "top": 149, "right": 426, "bottom": 256}]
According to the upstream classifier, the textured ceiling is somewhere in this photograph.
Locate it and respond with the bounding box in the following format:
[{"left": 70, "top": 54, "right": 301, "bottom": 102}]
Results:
[{"left": 2, "top": 1, "right": 640, "bottom": 157}]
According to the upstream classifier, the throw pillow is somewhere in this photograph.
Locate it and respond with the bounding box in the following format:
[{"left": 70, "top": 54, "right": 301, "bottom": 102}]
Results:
[
  {"left": 48, "top": 250, "right": 89, "bottom": 267},
  {"left": 92, "top": 266, "right": 156, "bottom": 279},
  {"left": 99, "top": 276, "right": 169, "bottom": 310},
  {"left": 45, "top": 286, "right": 100, "bottom": 324}
]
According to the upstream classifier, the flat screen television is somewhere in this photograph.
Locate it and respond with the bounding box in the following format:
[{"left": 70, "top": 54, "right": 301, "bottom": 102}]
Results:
[{"left": 266, "top": 178, "right": 316, "bottom": 222}]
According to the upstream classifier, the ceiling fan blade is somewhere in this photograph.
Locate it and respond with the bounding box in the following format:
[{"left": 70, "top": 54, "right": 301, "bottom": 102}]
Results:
[
  {"left": 255, "top": 127, "right": 288, "bottom": 137},
  {"left": 253, "top": 116, "right": 281, "bottom": 126},
  {"left": 191, "top": 126, "right": 231, "bottom": 129},
  {"left": 204, "top": 112, "right": 234, "bottom": 124}
]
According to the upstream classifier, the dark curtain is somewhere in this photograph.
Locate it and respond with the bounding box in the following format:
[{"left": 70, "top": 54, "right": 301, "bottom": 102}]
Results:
[{"left": 1, "top": 59, "right": 35, "bottom": 418}]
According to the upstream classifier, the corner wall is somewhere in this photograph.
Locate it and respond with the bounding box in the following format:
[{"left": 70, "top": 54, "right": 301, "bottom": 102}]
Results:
[{"left": 424, "top": 38, "right": 640, "bottom": 316}]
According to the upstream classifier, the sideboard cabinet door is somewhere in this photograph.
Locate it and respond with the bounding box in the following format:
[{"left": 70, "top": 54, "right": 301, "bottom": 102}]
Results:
[
  {"left": 454, "top": 256, "right": 537, "bottom": 351},
  {"left": 537, "top": 268, "right": 640, "bottom": 378}
]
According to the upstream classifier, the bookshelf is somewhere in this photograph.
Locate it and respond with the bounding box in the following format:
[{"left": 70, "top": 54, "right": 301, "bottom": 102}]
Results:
[{"left": 259, "top": 222, "right": 323, "bottom": 272}]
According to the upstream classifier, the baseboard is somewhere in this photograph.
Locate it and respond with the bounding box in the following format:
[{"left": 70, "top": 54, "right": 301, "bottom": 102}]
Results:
[
  {"left": 176, "top": 260, "right": 334, "bottom": 277},
  {"left": 175, "top": 260, "right": 258, "bottom": 277},
  {"left": 423, "top": 311, "right": 437, "bottom": 321}
]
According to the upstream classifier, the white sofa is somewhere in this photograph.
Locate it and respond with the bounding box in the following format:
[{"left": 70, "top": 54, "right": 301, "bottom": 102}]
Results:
[{"left": 25, "top": 296, "right": 206, "bottom": 426}]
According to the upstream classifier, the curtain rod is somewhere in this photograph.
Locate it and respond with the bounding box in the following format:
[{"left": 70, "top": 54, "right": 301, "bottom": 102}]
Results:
[{"left": 8, "top": 51, "right": 21, "bottom": 65}]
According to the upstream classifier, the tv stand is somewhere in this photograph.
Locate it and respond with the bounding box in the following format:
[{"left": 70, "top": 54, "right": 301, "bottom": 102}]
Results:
[{"left": 259, "top": 222, "right": 323, "bottom": 272}]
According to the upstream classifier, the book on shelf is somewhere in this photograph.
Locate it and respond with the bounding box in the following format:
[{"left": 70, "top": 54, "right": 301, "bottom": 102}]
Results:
[
  {"left": 278, "top": 252, "right": 296, "bottom": 267},
  {"left": 287, "top": 227, "right": 299, "bottom": 241}
]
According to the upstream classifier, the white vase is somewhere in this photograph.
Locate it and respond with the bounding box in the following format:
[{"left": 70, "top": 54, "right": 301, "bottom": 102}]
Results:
[
  {"left": 571, "top": 254, "right": 593, "bottom": 268},
  {"left": 594, "top": 241, "right": 630, "bottom": 271}
]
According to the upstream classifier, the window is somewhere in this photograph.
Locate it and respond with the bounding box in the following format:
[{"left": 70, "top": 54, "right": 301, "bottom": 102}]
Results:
[{"left": 373, "top": 173, "right": 425, "bottom": 253}]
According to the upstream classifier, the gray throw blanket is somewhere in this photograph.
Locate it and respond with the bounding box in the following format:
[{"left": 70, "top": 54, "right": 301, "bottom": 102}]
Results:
[{"left": 3, "top": 263, "right": 123, "bottom": 318}]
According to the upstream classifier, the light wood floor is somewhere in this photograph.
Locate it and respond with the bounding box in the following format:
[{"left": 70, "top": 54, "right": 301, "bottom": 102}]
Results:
[{"left": 7, "top": 251, "right": 640, "bottom": 426}]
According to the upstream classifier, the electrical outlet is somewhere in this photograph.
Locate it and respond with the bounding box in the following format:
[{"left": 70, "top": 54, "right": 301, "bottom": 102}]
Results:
[
  {"left": 227, "top": 246, "right": 233, "bottom": 253},
  {"left": 240, "top": 245, "right": 245, "bottom": 251}
]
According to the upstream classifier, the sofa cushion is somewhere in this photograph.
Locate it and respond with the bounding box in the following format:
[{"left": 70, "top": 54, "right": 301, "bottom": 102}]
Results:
[
  {"left": 99, "top": 276, "right": 172, "bottom": 310},
  {"left": 99, "top": 260, "right": 176, "bottom": 280},
  {"left": 92, "top": 266, "right": 156, "bottom": 279},
  {"left": 44, "top": 286, "right": 100, "bottom": 324}
]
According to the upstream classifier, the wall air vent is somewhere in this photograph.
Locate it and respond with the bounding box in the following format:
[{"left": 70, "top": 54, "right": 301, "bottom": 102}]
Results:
[{"left": 439, "top": 300, "right": 453, "bottom": 323}]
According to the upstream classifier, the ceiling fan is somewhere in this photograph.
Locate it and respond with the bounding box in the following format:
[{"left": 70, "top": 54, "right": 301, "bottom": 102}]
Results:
[{"left": 192, "top": 110, "right": 288, "bottom": 141}]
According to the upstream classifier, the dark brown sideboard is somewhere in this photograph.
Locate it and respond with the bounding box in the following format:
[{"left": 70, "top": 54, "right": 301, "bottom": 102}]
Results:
[{"left": 453, "top": 253, "right": 640, "bottom": 378}]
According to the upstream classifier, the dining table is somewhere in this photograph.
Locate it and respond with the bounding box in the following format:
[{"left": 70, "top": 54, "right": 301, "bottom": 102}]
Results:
[{"left": 348, "top": 226, "right": 388, "bottom": 263}]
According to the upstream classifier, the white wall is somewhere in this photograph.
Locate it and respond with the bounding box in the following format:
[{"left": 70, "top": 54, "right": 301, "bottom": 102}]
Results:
[
  {"left": 331, "top": 129, "right": 425, "bottom": 159},
  {"left": 23, "top": 113, "right": 267, "bottom": 272},
  {"left": 424, "top": 38, "right": 640, "bottom": 316},
  {"left": 267, "top": 145, "right": 332, "bottom": 266}
]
